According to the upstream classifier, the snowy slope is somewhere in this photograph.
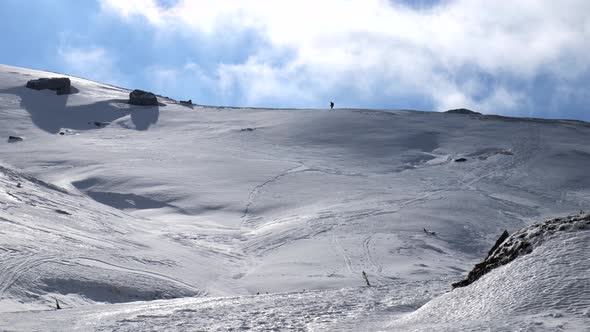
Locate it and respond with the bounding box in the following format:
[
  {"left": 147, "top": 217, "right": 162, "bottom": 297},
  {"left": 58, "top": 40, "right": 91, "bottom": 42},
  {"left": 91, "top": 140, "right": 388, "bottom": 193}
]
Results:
[
  {"left": 388, "top": 215, "right": 590, "bottom": 331},
  {"left": 0, "top": 217, "right": 587, "bottom": 331},
  {"left": 0, "top": 64, "right": 589, "bottom": 330},
  {"left": 0, "top": 280, "right": 448, "bottom": 331}
]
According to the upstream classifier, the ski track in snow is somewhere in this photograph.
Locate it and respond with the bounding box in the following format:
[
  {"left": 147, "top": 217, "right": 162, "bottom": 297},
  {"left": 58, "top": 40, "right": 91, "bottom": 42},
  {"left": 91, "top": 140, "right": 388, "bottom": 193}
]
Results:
[
  {"left": 331, "top": 230, "right": 354, "bottom": 275},
  {"left": 241, "top": 164, "right": 307, "bottom": 224},
  {"left": 70, "top": 257, "right": 203, "bottom": 294},
  {"left": 363, "top": 235, "right": 382, "bottom": 275},
  {"left": 0, "top": 255, "right": 59, "bottom": 297}
]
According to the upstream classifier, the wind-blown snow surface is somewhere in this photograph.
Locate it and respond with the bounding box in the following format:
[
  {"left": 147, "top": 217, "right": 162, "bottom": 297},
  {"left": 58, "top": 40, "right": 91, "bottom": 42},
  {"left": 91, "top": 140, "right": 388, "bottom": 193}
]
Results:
[{"left": 0, "top": 64, "right": 589, "bottom": 330}]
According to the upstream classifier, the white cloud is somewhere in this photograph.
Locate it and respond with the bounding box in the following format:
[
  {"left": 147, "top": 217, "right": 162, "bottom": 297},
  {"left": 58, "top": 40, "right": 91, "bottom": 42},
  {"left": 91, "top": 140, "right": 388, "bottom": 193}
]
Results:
[
  {"left": 147, "top": 62, "right": 215, "bottom": 96},
  {"left": 99, "top": 0, "right": 590, "bottom": 113},
  {"left": 99, "top": 0, "right": 167, "bottom": 25},
  {"left": 58, "top": 46, "right": 127, "bottom": 86},
  {"left": 218, "top": 60, "right": 315, "bottom": 106}
]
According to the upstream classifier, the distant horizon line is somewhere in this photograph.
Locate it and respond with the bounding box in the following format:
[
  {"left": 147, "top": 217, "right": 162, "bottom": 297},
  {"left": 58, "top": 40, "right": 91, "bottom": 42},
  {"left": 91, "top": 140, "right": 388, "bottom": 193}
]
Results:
[{"left": 2, "top": 63, "right": 588, "bottom": 125}]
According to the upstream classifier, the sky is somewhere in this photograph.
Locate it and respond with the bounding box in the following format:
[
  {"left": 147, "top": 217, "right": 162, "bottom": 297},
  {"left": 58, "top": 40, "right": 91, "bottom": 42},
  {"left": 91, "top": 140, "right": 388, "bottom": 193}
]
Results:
[{"left": 0, "top": 0, "right": 589, "bottom": 120}]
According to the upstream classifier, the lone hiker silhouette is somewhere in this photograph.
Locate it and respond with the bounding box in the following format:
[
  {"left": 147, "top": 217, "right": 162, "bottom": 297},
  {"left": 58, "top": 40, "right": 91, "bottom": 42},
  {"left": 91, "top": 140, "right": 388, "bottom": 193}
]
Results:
[{"left": 330, "top": 101, "right": 334, "bottom": 110}]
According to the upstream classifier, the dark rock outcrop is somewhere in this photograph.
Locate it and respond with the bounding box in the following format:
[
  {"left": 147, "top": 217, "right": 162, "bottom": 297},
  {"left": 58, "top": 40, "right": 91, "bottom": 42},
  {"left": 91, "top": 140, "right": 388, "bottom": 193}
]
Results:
[
  {"left": 454, "top": 158, "right": 467, "bottom": 162},
  {"left": 129, "top": 89, "right": 158, "bottom": 106},
  {"left": 453, "top": 213, "right": 590, "bottom": 288},
  {"left": 26, "top": 77, "right": 71, "bottom": 95},
  {"left": 8, "top": 136, "right": 23, "bottom": 142},
  {"left": 446, "top": 108, "right": 481, "bottom": 115},
  {"left": 180, "top": 99, "right": 192, "bottom": 105},
  {"left": 90, "top": 121, "right": 109, "bottom": 127},
  {"left": 487, "top": 230, "right": 510, "bottom": 256}
]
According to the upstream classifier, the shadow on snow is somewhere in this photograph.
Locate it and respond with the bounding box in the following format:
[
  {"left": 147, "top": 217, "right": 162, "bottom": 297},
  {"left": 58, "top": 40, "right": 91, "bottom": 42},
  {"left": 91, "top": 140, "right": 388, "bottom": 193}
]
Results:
[{"left": 0, "top": 85, "right": 160, "bottom": 133}]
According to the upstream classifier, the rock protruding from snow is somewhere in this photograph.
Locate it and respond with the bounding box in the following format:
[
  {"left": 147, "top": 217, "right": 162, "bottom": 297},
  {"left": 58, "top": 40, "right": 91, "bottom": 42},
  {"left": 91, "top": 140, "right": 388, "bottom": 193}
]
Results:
[
  {"left": 390, "top": 213, "right": 590, "bottom": 331},
  {"left": 487, "top": 230, "right": 510, "bottom": 256},
  {"left": 453, "top": 214, "right": 589, "bottom": 288},
  {"left": 7, "top": 135, "right": 23, "bottom": 142},
  {"left": 446, "top": 108, "right": 481, "bottom": 115},
  {"left": 129, "top": 89, "right": 158, "bottom": 106},
  {"left": 26, "top": 77, "right": 71, "bottom": 95}
]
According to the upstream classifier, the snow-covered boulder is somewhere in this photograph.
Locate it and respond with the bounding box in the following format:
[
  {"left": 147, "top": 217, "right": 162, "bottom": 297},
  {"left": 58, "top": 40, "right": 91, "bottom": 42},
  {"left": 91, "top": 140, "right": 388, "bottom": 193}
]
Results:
[
  {"left": 25, "top": 77, "right": 71, "bottom": 95},
  {"left": 129, "top": 89, "right": 158, "bottom": 106}
]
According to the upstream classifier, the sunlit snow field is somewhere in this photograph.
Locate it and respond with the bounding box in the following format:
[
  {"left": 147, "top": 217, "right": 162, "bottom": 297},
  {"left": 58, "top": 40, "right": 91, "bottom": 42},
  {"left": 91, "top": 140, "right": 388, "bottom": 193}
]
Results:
[{"left": 0, "top": 65, "right": 588, "bottom": 331}]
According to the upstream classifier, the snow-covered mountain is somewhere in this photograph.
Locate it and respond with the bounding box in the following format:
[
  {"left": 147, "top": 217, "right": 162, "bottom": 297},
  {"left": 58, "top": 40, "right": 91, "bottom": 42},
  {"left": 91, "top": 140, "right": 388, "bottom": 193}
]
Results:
[{"left": 0, "top": 64, "right": 588, "bottom": 331}]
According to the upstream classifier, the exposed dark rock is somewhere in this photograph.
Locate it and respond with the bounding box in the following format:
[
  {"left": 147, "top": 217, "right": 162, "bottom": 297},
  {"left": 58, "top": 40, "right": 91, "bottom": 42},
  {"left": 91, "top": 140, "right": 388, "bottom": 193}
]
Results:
[
  {"left": 423, "top": 227, "right": 436, "bottom": 236},
  {"left": 452, "top": 213, "right": 590, "bottom": 289},
  {"left": 446, "top": 108, "right": 481, "bottom": 115},
  {"left": 180, "top": 99, "right": 192, "bottom": 105},
  {"left": 240, "top": 128, "right": 256, "bottom": 132},
  {"left": 454, "top": 158, "right": 467, "bottom": 162},
  {"left": 25, "top": 78, "right": 50, "bottom": 90},
  {"left": 487, "top": 230, "right": 510, "bottom": 256},
  {"left": 90, "top": 121, "right": 109, "bottom": 127},
  {"left": 54, "top": 209, "right": 71, "bottom": 215},
  {"left": 8, "top": 136, "right": 23, "bottom": 142},
  {"left": 26, "top": 77, "right": 71, "bottom": 95},
  {"left": 129, "top": 89, "right": 158, "bottom": 106}
]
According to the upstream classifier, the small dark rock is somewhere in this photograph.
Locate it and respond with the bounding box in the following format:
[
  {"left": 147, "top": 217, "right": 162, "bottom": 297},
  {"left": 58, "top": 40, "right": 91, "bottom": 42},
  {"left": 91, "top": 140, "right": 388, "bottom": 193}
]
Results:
[
  {"left": 26, "top": 77, "right": 71, "bottom": 95},
  {"left": 446, "top": 108, "right": 481, "bottom": 115},
  {"left": 180, "top": 99, "right": 192, "bottom": 105},
  {"left": 54, "top": 209, "right": 71, "bottom": 215},
  {"left": 93, "top": 121, "right": 109, "bottom": 127},
  {"left": 8, "top": 136, "right": 23, "bottom": 142},
  {"left": 423, "top": 227, "right": 436, "bottom": 236},
  {"left": 454, "top": 158, "right": 467, "bottom": 162},
  {"left": 129, "top": 89, "right": 158, "bottom": 106},
  {"left": 240, "top": 128, "right": 256, "bottom": 132},
  {"left": 59, "top": 132, "right": 65, "bottom": 135}
]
